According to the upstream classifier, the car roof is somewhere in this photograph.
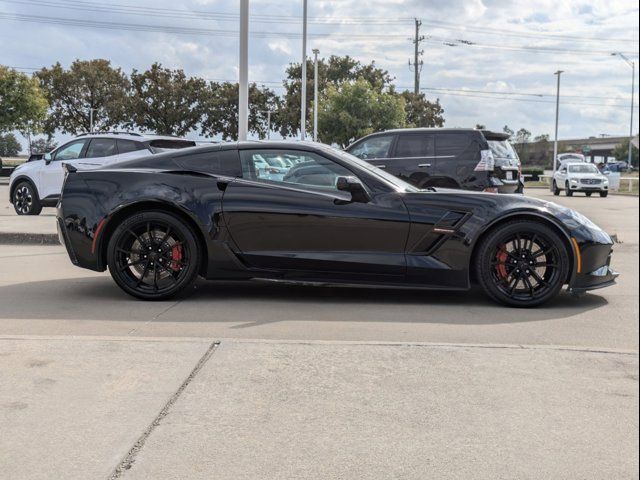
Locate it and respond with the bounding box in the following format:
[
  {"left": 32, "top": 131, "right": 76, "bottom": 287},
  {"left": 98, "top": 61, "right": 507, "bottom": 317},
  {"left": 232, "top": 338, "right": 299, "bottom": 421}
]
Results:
[{"left": 74, "top": 132, "right": 188, "bottom": 142}]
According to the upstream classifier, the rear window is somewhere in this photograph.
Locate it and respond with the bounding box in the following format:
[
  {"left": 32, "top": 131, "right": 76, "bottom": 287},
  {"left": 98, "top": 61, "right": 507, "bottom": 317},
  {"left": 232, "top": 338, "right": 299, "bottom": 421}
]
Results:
[
  {"left": 395, "top": 134, "right": 435, "bottom": 158},
  {"left": 435, "top": 133, "right": 471, "bottom": 157},
  {"left": 85, "top": 138, "right": 117, "bottom": 159},
  {"left": 173, "top": 150, "right": 242, "bottom": 177},
  {"left": 117, "top": 139, "right": 145, "bottom": 154},
  {"left": 488, "top": 140, "right": 519, "bottom": 160},
  {"left": 149, "top": 139, "right": 197, "bottom": 153}
]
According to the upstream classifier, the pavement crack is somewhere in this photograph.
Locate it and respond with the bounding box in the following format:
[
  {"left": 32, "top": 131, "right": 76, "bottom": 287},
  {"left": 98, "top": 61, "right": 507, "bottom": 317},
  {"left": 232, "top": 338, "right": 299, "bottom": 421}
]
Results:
[
  {"left": 126, "top": 300, "right": 181, "bottom": 335},
  {"left": 108, "top": 341, "right": 220, "bottom": 479}
]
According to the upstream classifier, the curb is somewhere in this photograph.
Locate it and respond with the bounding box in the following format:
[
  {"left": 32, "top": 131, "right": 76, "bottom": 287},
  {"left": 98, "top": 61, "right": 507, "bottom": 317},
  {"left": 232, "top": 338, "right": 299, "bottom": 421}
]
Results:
[{"left": 0, "top": 232, "right": 60, "bottom": 245}]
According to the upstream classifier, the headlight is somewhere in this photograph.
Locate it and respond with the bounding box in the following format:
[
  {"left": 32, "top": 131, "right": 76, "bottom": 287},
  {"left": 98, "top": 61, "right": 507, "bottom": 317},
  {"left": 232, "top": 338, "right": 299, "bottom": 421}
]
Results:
[
  {"left": 570, "top": 178, "right": 578, "bottom": 184},
  {"left": 603, "top": 178, "right": 609, "bottom": 184}
]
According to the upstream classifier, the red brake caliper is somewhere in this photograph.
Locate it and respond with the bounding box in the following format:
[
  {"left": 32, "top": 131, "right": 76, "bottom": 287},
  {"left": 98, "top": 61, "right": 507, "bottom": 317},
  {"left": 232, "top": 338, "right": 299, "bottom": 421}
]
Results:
[
  {"left": 495, "top": 245, "right": 509, "bottom": 280},
  {"left": 170, "top": 244, "right": 183, "bottom": 272}
]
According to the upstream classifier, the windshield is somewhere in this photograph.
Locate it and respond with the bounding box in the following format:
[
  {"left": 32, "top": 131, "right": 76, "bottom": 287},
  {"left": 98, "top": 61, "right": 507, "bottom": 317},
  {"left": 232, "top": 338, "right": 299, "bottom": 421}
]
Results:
[
  {"left": 319, "top": 145, "right": 419, "bottom": 193},
  {"left": 569, "top": 164, "right": 599, "bottom": 174},
  {"left": 488, "top": 140, "right": 519, "bottom": 160}
]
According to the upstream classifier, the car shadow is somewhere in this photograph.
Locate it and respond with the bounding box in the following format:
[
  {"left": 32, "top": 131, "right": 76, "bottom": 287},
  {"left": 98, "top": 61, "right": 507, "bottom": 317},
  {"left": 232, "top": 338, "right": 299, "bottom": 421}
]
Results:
[{"left": 0, "top": 276, "right": 609, "bottom": 326}]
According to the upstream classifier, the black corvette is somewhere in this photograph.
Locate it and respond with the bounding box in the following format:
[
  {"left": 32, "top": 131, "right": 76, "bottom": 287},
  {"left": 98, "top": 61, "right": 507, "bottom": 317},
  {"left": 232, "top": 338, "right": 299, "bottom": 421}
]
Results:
[{"left": 56, "top": 141, "right": 618, "bottom": 307}]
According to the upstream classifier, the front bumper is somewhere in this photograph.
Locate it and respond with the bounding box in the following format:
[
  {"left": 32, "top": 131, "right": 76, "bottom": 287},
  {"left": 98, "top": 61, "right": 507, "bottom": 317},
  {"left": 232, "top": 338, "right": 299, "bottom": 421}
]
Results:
[{"left": 568, "top": 242, "right": 618, "bottom": 293}]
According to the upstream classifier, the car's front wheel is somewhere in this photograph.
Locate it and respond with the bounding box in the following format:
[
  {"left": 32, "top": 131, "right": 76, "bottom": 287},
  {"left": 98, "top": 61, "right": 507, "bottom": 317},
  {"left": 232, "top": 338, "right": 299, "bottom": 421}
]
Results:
[
  {"left": 106, "top": 211, "right": 201, "bottom": 300},
  {"left": 475, "top": 220, "right": 570, "bottom": 307},
  {"left": 552, "top": 180, "right": 561, "bottom": 196},
  {"left": 12, "top": 181, "right": 42, "bottom": 215},
  {"left": 565, "top": 182, "right": 573, "bottom": 197},
  {"left": 600, "top": 191, "right": 608, "bottom": 198}
]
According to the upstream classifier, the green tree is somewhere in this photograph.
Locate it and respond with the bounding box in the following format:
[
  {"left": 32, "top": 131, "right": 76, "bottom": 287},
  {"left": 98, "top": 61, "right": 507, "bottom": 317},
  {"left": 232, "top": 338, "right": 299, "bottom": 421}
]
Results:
[
  {"left": 30, "top": 136, "right": 58, "bottom": 154},
  {"left": 0, "top": 132, "right": 21, "bottom": 156},
  {"left": 529, "top": 134, "right": 551, "bottom": 166},
  {"left": 36, "top": 59, "right": 129, "bottom": 134},
  {"left": 128, "top": 63, "right": 206, "bottom": 136},
  {"left": 276, "top": 55, "right": 394, "bottom": 138},
  {"left": 402, "top": 92, "right": 445, "bottom": 128},
  {"left": 200, "top": 82, "right": 280, "bottom": 140},
  {"left": 503, "top": 125, "right": 514, "bottom": 137},
  {"left": 513, "top": 128, "right": 532, "bottom": 159},
  {"left": 0, "top": 66, "right": 47, "bottom": 133},
  {"left": 612, "top": 141, "right": 639, "bottom": 167},
  {"left": 318, "top": 77, "right": 406, "bottom": 147}
]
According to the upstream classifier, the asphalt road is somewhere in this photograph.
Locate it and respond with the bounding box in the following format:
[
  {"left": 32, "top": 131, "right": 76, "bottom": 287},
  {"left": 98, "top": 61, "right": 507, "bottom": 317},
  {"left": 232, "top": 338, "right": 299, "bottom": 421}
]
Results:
[{"left": 0, "top": 189, "right": 637, "bottom": 350}]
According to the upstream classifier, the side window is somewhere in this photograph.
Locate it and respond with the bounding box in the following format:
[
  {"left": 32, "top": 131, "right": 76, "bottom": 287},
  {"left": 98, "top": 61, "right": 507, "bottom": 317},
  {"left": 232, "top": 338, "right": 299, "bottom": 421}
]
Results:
[
  {"left": 435, "top": 133, "right": 472, "bottom": 158},
  {"left": 240, "top": 150, "right": 352, "bottom": 191},
  {"left": 117, "top": 139, "right": 144, "bottom": 154},
  {"left": 85, "top": 138, "right": 117, "bottom": 159},
  {"left": 349, "top": 135, "right": 394, "bottom": 159},
  {"left": 395, "top": 134, "right": 435, "bottom": 158},
  {"left": 54, "top": 140, "right": 87, "bottom": 161},
  {"left": 173, "top": 150, "right": 242, "bottom": 177}
]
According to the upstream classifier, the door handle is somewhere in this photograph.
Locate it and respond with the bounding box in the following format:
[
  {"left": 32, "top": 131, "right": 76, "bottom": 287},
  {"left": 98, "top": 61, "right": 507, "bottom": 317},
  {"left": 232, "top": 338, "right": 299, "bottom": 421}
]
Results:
[{"left": 418, "top": 163, "right": 432, "bottom": 168}]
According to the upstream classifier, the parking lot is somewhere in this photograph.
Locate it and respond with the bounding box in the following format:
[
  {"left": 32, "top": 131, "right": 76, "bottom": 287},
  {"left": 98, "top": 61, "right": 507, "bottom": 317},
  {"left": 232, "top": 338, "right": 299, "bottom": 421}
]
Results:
[{"left": 1, "top": 186, "right": 638, "bottom": 479}]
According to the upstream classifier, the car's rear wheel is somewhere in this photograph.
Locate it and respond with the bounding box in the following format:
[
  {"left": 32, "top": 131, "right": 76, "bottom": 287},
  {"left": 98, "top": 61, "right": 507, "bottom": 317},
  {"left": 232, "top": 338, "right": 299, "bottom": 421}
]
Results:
[
  {"left": 552, "top": 181, "right": 561, "bottom": 196},
  {"left": 475, "top": 220, "right": 570, "bottom": 307},
  {"left": 600, "top": 191, "right": 608, "bottom": 198},
  {"left": 12, "top": 181, "right": 42, "bottom": 215},
  {"left": 106, "top": 211, "right": 201, "bottom": 300},
  {"left": 565, "top": 182, "right": 573, "bottom": 196}
]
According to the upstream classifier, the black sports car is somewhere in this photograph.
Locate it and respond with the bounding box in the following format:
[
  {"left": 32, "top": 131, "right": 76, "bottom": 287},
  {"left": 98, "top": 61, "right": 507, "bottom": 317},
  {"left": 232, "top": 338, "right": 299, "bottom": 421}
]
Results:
[{"left": 56, "top": 141, "right": 618, "bottom": 307}]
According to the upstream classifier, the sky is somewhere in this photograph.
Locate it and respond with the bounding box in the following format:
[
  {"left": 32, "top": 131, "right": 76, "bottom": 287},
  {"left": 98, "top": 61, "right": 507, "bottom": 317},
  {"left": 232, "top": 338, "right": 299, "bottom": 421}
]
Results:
[{"left": 1, "top": 0, "right": 639, "bottom": 151}]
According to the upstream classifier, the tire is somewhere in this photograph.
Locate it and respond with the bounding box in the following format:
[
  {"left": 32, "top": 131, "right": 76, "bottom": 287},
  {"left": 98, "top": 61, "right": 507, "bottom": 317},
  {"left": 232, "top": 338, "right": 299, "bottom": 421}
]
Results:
[
  {"left": 552, "top": 181, "right": 561, "bottom": 196},
  {"left": 475, "top": 220, "right": 570, "bottom": 307},
  {"left": 565, "top": 182, "right": 573, "bottom": 197},
  {"left": 586, "top": 192, "right": 592, "bottom": 197},
  {"left": 12, "top": 181, "right": 42, "bottom": 215},
  {"left": 600, "top": 191, "right": 608, "bottom": 198},
  {"left": 106, "top": 211, "right": 201, "bottom": 300}
]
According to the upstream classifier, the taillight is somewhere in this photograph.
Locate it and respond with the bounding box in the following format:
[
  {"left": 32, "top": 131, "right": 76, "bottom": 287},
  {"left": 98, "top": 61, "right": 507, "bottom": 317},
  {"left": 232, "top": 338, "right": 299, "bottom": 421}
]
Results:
[{"left": 474, "top": 149, "right": 495, "bottom": 172}]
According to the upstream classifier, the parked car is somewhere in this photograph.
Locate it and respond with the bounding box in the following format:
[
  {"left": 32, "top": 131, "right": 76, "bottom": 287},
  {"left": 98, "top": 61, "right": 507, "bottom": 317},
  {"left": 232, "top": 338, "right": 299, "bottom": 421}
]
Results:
[
  {"left": 345, "top": 128, "right": 522, "bottom": 193},
  {"left": 602, "top": 161, "right": 628, "bottom": 173},
  {"left": 57, "top": 141, "right": 617, "bottom": 307},
  {"left": 553, "top": 162, "right": 609, "bottom": 197},
  {"left": 9, "top": 132, "right": 196, "bottom": 215}
]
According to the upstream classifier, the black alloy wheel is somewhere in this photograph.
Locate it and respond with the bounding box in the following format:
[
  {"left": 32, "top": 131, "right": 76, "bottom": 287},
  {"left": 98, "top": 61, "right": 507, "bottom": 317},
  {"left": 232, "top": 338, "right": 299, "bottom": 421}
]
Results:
[
  {"left": 476, "top": 220, "right": 570, "bottom": 307},
  {"left": 13, "top": 181, "right": 42, "bottom": 215},
  {"left": 106, "top": 211, "right": 201, "bottom": 300}
]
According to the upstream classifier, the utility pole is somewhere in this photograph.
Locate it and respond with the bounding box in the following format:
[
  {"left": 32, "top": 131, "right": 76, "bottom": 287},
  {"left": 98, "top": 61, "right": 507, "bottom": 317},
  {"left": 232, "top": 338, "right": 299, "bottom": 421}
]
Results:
[
  {"left": 552, "top": 70, "right": 563, "bottom": 190},
  {"left": 266, "top": 109, "right": 271, "bottom": 139},
  {"left": 312, "top": 48, "right": 319, "bottom": 142},
  {"left": 238, "top": 0, "right": 249, "bottom": 141},
  {"left": 408, "top": 18, "right": 424, "bottom": 94},
  {"left": 612, "top": 53, "right": 636, "bottom": 171},
  {"left": 89, "top": 107, "right": 98, "bottom": 133},
  {"left": 300, "top": 0, "right": 308, "bottom": 140}
]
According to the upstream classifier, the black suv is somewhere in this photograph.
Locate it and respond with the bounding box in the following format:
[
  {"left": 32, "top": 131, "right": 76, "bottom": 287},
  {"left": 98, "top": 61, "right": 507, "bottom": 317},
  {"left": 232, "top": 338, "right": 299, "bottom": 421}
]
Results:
[{"left": 346, "top": 128, "right": 522, "bottom": 193}]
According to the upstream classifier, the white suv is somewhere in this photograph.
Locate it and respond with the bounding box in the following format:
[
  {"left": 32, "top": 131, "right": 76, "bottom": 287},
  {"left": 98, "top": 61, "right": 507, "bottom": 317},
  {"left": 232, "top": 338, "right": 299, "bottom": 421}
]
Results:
[
  {"left": 9, "top": 132, "right": 196, "bottom": 215},
  {"left": 553, "top": 162, "right": 609, "bottom": 198}
]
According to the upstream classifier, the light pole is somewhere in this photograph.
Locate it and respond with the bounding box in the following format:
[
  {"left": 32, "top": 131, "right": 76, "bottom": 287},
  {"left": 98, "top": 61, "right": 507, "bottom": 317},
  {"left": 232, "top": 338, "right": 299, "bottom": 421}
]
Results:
[
  {"left": 552, "top": 70, "right": 564, "bottom": 187},
  {"left": 300, "top": 0, "right": 308, "bottom": 140},
  {"left": 612, "top": 52, "right": 636, "bottom": 171},
  {"left": 312, "top": 48, "right": 319, "bottom": 142},
  {"left": 89, "top": 107, "right": 98, "bottom": 133},
  {"left": 238, "top": 0, "right": 249, "bottom": 141}
]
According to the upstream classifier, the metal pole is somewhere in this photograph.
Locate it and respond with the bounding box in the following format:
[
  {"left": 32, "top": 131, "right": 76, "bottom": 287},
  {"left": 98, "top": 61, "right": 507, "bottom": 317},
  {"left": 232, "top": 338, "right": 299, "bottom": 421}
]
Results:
[
  {"left": 552, "top": 70, "right": 563, "bottom": 179},
  {"left": 312, "top": 48, "right": 319, "bottom": 142},
  {"left": 629, "top": 61, "right": 635, "bottom": 170},
  {"left": 89, "top": 108, "right": 94, "bottom": 133},
  {"left": 267, "top": 110, "right": 271, "bottom": 140},
  {"left": 300, "top": 0, "right": 307, "bottom": 140},
  {"left": 414, "top": 19, "right": 420, "bottom": 94},
  {"left": 238, "top": 0, "right": 249, "bottom": 141}
]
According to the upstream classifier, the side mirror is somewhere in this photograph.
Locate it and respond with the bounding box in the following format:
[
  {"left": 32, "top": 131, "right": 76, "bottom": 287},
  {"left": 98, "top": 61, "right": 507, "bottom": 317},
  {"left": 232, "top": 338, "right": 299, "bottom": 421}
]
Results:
[
  {"left": 336, "top": 176, "right": 370, "bottom": 203},
  {"left": 44, "top": 153, "right": 52, "bottom": 164}
]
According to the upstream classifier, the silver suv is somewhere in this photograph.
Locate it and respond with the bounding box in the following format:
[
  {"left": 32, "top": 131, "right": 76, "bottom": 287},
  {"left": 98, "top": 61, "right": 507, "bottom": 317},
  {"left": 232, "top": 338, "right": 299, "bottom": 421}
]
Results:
[{"left": 9, "top": 132, "right": 196, "bottom": 215}]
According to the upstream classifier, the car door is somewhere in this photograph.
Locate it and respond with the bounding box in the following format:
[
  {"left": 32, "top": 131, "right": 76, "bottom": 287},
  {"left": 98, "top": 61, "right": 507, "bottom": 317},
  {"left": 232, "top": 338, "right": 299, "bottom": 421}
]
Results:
[
  {"left": 222, "top": 148, "right": 410, "bottom": 279},
  {"left": 434, "top": 132, "right": 475, "bottom": 188},
  {"left": 387, "top": 133, "right": 437, "bottom": 187},
  {"left": 80, "top": 138, "right": 118, "bottom": 168},
  {"left": 39, "top": 139, "right": 88, "bottom": 200}
]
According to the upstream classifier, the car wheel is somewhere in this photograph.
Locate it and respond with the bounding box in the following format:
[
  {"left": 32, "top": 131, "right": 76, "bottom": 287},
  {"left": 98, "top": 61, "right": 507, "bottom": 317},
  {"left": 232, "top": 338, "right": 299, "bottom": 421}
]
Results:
[
  {"left": 475, "top": 220, "right": 570, "bottom": 307},
  {"left": 12, "top": 181, "right": 42, "bottom": 215},
  {"left": 600, "top": 191, "right": 608, "bottom": 198},
  {"left": 586, "top": 192, "right": 592, "bottom": 197},
  {"left": 106, "top": 211, "right": 201, "bottom": 300},
  {"left": 565, "top": 182, "right": 573, "bottom": 197},
  {"left": 552, "top": 181, "right": 560, "bottom": 196}
]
